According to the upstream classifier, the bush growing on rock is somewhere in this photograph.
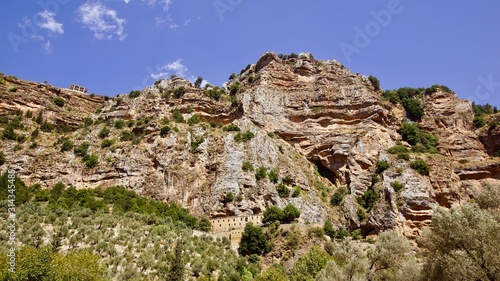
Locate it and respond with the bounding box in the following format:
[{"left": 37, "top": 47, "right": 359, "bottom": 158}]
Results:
[
  {"left": 53, "top": 97, "right": 65, "bottom": 107},
  {"left": 234, "top": 131, "right": 254, "bottom": 142},
  {"left": 375, "top": 160, "right": 390, "bottom": 174},
  {"left": 276, "top": 183, "right": 290, "bottom": 198},
  {"left": 239, "top": 223, "right": 271, "bottom": 256},
  {"left": 262, "top": 206, "right": 284, "bottom": 224},
  {"left": 358, "top": 188, "right": 379, "bottom": 211},
  {"left": 255, "top": 166, "right": 267, "bottom": 181},
  {"left": 410, "top": 159, "right": 430, "bottom": 175},
  {"left": 242, "top": 161, "right": 254, "bottom": 172}
]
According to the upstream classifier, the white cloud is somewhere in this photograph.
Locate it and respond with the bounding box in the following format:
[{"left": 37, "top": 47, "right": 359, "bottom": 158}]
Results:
[
  {"left": 37, "top": 11, "right": 64, "bottom": 35},
  {"left": 43, "top": 41, "right": 53, "bottom": 54},
  {"left": 144, "top": 0, "right": 172, "bottom": 11},
  {"left": 150, "top": 59, "right": 209, "bottom": 86},
  {"left": 78, "top": 2, "right": 127, "bottom": 40}
]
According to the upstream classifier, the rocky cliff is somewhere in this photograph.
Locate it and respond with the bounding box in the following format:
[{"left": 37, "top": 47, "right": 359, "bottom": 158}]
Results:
[{"left": 1, "top": 53, "right": 498, "bottom": 238}]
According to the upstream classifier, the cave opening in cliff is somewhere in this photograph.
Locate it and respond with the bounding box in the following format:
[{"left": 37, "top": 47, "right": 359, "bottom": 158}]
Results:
[{"left": 313, "top": 159, "right": 336, "bottom": 186}]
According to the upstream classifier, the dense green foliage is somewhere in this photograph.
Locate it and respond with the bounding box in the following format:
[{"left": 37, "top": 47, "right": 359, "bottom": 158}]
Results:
[
  {"left": 205, "top": 86, "right": 225, "bottom": 100},
  {"left": 391, "top": 181, "right": 405, "bottom": 192},
  {"left": 98, "top": 126, "right": 110, "bottom": 139},
  {"left": 173, "top": 87, "right": 186, "bottom": 98},
  {"left": 82, "top": 154, "right": 99, "bottom": 168},
  {"left": 375, "top": 160, "right": 390, "bottom": 174},
  {"left": 0, "top": 190, "right": 250, "bottom": 280},
  {"left": 223, "top": 123, "right": 240, "bottom": 132},
  {"left": 357, "top": 188, "right": 379, "bottom": 211},
  {"left": 234, "top": 130, "right": 255, "bottom": 142},
  {"left": 128, "top": 90, "right": 141, "bottom": 98},
  {"left": 420, "top": 202, "right": 499, "bottom": 281},
  {"left": 383, "top": 87, "right": 425, "bottom": 120},
  {"left": 53, "top": 97, "right": 65, "bottom": 107},
  {"left": 387, "top": 144, "right": 409, "bottom": 154},
  {"left": 368, "top": 75, "right": 380, "bottom": 91},
  {"left": 172, "top": 110, "right": 184, "bottom": 123},
  {"left": 290, "top": 246, "right": 330, "bottom": 281},
  {"left": 263, "top": 205, "right": 284, "bottom": 224},
  {"left": 276, "top": 183, "right": 290, "bottom": 198},
  {"left": 255, "top": 166, "right": 267, "bottom": 181},
  {"left": 160, "top": 125, "right": 171, "bottom": 137},
  {"left": 399, "top": 121, "right": 438, "bottom": 153},
  {"left": 410, "top": 159, "right": 430, "bottom": 175},
  {"left": 242, "top": 161, "right": 254, "bottom": 172},
  {"left": 60, "top": 139, "right": 74, "bottom": 152},
  {"left": 100, "top": 139, "right": 114, "bottom": 148},
  {"left": 263, "top": 204, "right": 300, "bottom": 224},
  {"left": 120, "top": 130, "right": 136, "bottom": 142},
  {"left": 187, "top": 114, "right": 201, "bottom": 126},
  {"left": 0, "top": 246, "right": 107, "bottom": 281},
  {"left": 268, "top": 169, "right": 279, "bottom": 183},
  {"left": 239, "top": 223, "right": 271, "bottom": 256},
  {"left": 74, "top": 142, "right": 89, "bottom": 157},
  {"left": 282, "top": 204, "right": 301, "bottom": 222},
  {"left": 0, "top": 151, "right": 4, "bottom": 166}
]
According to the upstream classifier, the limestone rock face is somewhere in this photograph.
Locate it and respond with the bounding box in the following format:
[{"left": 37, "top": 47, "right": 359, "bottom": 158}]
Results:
[{"left": 1, "top": 54, "right": 499, "bottom": 238}]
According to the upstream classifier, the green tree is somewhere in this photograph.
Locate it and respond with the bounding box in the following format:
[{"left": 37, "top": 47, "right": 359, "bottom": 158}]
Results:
[
  {"left": 268, "top": 169, "right": 279, "bottom": 183},
  {"left": 49, "top": 250, "right": 108, "bottom": 281},
  {"left": 276, "top": 183, "right": 290, "bottom": 198},
  {"left": 316, "top": 238, "right": 369, "bottom": 281},
  {"left": 368, "top": 75, "right": 381, "bottom": 91},
  {"left": 368, "top": 230, "right": 420, "bottom": 281},
  {"left": 262, "top": 205, "right": 284, "bottom": 224},
  {"left": 358, "top": 189, "right": 379, "bottom": 211},
  {"left": 410, "top": 159, "right": 430, "bottom": 175},
  {"left": 160, "top": 126, "right": 171, "bottom": 137},
  {"left": 168, "top": 240, "right": 186, "bottom": 281},
  {"left": 255, "top": 166, "right": 267, "bottom": 181},
  {"left": 290, "top": 245, "right": 330, "bottom": 281},
  {"left": 53, "top": 97, "right": 65, "bottom": 107},
  {"left": 197, "top": 216, "right": 212, "bottom": 232},
  {"left": 420, "top": 204, "right": 499, "bottom": 281},
  {"left": 61, "top": 139, "right": 74, "bottom": 152},
  {"left": 402, "top": 98, "right": 424, "bottom": 120},
  {"left": 255, "top": 264, "right": 288, "bottom": 281},
  {"left": 282, "top": 204, "right": 301, "bottom": 222},
  {"left": 98, "top": 127, "right": 110, "bottom": 139},
  {"left": 375, "top": 160, "right": 390, "bottom": 174},
  {"left": 194, "top": 76, "right": 203, "bottom": 88},
  {"left": 242, "top": 161, "right": 254, "bottom": 172},
  {"left": 239, "top": 223, "right": 271, "bottom": 255}
]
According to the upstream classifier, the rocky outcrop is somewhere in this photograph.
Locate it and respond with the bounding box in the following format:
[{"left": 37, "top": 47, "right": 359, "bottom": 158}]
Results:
[{"left": 1, "top": 53, "right": 499, "bottom": 239}]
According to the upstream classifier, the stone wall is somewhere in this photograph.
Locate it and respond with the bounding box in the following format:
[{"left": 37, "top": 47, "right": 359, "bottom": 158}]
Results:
[
  {"left": 211, "top": 215, "right": 263, "bottom": 233},
  {"left": 210, "top": 215, "right": 263, "bottom": 243}
]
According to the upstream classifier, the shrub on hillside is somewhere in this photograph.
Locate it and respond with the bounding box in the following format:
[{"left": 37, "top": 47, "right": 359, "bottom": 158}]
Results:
[
  {"left": 242, "top": 161, "right": 254, "bottom": 172},
  {"left": 282, "top": 204, "right": 301, "bottom": 222},
  {"left": 53, "top": 97, "right": 65, "bottom": 107},
  {"left": 234, "top": 131, "right": 254, "bottom": 142},
  {"left": 410, "top": 159, "right": 430, "bottom": 175},
  {"left": 255, "top": 166, "right": 267, "bottom": 181},
  {"left": 375, "top": 160, "right": 390, "bottom": 174},
  {"left": 276, "top": 183, "right": 290, "bottom": 198},
  {"left": 262, "top": 206, "right": 284, "bottom": 224},
  {"left": 368, "top": 75, "right": 380, "bottom": 91},
  {"left": 239, "top": 223, "right": 271, "bottom": 255},
  {"left": 129, "top": 90, "right": 141, "bottom": 98},
  {"left": 358, "top": 189, "right": 379, "bottom": 211},
  {"left": 390, "top": 181, "right": 405, "bottom": 192}
]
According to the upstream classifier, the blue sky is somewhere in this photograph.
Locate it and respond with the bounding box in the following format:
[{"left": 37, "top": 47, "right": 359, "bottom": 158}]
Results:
[{"left": 1, "top": 1, "right": 499, "bottom": 107}]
